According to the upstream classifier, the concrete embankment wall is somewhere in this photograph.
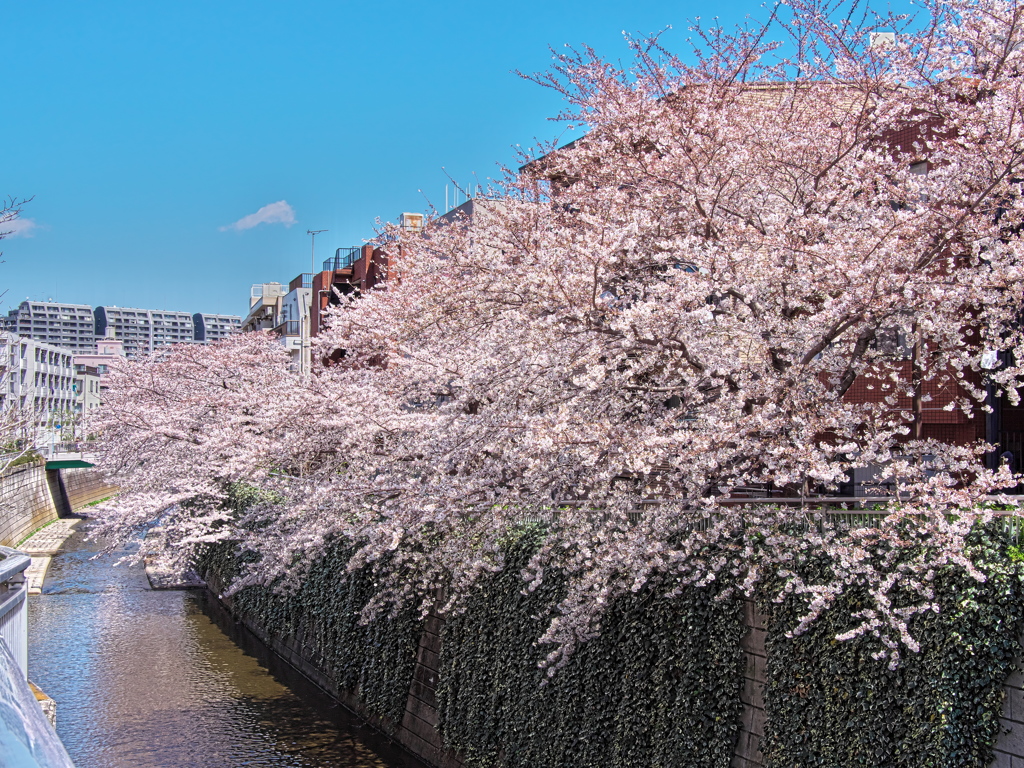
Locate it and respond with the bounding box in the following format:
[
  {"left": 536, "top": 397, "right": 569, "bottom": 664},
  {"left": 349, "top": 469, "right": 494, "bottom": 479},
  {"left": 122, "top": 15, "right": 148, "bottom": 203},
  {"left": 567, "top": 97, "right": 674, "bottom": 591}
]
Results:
[
  {"left": 0, "top": 461, "right": 62, "bottom": 547},
  {"left": 60, "top": 467, "right": 116, "bottom": 511},
  {"left": 0, "top": 460, "right": 117, "bottom": 547}
]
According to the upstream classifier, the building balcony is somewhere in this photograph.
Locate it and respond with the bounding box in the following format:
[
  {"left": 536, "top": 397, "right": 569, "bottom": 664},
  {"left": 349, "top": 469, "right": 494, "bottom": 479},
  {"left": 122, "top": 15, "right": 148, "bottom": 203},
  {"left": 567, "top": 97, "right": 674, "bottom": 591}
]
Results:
[{"left": 273, "top": 320, "right": 301, "bottom": 337}]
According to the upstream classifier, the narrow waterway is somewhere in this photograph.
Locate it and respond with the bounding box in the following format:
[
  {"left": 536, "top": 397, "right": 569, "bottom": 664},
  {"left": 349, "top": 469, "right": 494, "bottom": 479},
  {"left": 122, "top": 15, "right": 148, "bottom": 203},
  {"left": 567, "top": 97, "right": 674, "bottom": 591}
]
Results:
[{"left": 26, "top": 521, "right": 425, "bottom": 768}]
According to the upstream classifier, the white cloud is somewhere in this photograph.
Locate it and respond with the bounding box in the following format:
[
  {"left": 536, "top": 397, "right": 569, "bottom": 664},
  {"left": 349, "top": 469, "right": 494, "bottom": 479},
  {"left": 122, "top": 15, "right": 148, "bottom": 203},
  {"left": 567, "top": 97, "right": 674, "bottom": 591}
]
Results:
[
  {"left": 221, "top": 200, "right": 297, "bottom": 232},
  {"left": 1, "top": 217, "right": 39, "bottom": 238}
]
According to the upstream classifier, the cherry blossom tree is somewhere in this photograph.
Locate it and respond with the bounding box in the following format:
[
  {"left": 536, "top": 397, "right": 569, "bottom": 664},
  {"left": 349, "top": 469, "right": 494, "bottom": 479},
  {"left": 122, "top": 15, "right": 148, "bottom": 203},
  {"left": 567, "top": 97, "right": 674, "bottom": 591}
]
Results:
[
  {"left": 89, "top": 333, "right": 312, "bottom": 568},
  {"left": 94, "top": 0, "right": 1024, "bottom": 665},
  {"left": 0, "top": 196, "right": 46, "bottom": 470}
]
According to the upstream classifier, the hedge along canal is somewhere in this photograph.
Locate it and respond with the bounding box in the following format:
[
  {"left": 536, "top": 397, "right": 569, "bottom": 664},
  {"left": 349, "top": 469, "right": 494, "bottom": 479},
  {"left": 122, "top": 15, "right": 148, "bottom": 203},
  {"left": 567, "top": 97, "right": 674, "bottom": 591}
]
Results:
[{"left": 26, "top": 521, "right": 427, "bottom": 768}]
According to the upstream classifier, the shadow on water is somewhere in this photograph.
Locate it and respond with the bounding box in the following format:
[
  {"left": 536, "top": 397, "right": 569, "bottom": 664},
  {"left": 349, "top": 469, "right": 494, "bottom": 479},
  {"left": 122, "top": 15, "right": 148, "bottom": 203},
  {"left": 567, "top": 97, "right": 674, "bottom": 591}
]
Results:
[{"left": 27, "top": 521, "right": 428, "bottom": 768}]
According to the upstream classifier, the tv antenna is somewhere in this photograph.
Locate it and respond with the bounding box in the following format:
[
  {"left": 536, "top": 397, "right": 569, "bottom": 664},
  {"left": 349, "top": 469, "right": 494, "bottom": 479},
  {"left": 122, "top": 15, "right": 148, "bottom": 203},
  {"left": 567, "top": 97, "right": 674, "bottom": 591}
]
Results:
[{"left": 307, "top": 229, "right": 328, "bottom": 275}]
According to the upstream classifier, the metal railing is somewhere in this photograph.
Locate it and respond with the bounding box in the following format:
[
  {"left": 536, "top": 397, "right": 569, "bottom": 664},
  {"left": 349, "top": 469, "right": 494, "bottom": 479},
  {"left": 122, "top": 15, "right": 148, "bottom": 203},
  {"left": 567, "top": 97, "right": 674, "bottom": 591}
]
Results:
[
  {"left": 273, "top": 320, "right": 301, "bottom": 337},
  {"left": 510, "top": 494, "right": 1024, "bottom": 541},
  {"left": 0, "top": 546, "right": 76, "bottom": 766},
  {"left": 0, "top": 546, "right": 31, "bottom": 678},
  {"left": 48, "top": 442, "right": 82, "bottom": 456},
  {"left": 323, "top": 247, "right": 362, "bottom": 272}
]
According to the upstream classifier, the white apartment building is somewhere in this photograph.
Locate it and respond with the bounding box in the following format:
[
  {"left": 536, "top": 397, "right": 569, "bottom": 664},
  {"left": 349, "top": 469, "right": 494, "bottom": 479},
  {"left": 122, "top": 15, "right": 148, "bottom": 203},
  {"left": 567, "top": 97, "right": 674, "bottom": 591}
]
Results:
[
  {"left": 3, "top": 301, "right": 96, "bottom": 354},
  {"left": 73, "top": 364, "right": 102, "bottom": 416},
  {"left": 242, "top": 277, "right": 312, "bottom": 373},
  {"left": 241, "top": 283, "right": 287, "bottom": 333},
  {"left": 94, "top": 306, "right": 196, "bottom": 358},
  {"left": 276, "top": 283, "right": 311, "bottom": 372},
  {"left": 0, "top": 334, "right": 76, "bottom": 422}
]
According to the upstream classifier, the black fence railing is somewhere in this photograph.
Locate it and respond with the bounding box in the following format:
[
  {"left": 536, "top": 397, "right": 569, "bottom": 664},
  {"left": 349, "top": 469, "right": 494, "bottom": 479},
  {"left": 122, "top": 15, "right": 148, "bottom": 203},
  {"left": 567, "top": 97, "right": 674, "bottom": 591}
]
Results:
[
  {"left": 273, "top": 320, "right": 300, "bottom": 337},
  {"left": 323, "top": 247, "right": 362, "bottom": 272},
  {"left": 513, "top": 496, "right": 1024, "bottom": 540}
]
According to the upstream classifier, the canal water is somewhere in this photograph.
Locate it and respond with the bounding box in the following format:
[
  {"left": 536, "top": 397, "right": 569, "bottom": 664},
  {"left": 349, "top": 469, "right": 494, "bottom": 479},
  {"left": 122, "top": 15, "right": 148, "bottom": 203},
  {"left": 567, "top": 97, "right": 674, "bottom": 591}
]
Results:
[{"left": 26, "top": 522, "right": 425, "bottom": 768}]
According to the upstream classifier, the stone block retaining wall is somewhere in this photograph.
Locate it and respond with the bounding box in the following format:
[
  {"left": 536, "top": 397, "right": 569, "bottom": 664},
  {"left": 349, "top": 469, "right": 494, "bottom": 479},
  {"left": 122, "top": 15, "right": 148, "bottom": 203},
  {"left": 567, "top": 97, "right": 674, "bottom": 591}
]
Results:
[
  {"left": 0, "top": 462, "right": 116, "bottom": 547},
  {"left": 733, "top": 601, "right": 766, "bottom": 768},
  {"left": 995, "top": 668, "right": 1024, "bottom": 767},
  {"left": 0, "top": 462, "right": 59, "bottom": 547}
]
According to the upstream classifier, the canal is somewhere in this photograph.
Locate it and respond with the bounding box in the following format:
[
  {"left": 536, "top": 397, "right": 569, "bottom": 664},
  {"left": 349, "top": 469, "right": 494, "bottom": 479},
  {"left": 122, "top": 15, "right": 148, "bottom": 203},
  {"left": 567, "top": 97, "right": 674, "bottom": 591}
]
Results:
[{"left": 26, "top": 522, "right": 424, "bottom": 768}]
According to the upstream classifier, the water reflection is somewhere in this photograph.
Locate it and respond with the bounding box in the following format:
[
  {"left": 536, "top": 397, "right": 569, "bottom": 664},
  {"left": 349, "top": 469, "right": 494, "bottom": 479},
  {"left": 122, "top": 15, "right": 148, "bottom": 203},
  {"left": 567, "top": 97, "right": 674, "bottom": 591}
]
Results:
[{"left": 27, "top": 523, "right": 422, "bottom": 768}]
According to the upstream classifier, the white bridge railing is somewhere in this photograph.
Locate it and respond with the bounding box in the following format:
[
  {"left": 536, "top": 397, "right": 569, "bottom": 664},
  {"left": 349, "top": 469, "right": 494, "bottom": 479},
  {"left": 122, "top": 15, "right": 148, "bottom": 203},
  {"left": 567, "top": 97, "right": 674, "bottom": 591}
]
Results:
[
  {"left": 0, "top": 546, "right": 75, "bottom": 767},
  {"left": 0, "top": 546, "right": 30, "bottom": 679}
]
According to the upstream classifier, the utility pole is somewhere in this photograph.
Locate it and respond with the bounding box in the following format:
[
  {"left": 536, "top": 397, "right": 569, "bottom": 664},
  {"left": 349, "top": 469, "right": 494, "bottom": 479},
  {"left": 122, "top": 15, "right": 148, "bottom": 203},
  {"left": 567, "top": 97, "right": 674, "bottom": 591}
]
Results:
[{"left": 304, "top": 230, "right": 327, "bottom": 379}]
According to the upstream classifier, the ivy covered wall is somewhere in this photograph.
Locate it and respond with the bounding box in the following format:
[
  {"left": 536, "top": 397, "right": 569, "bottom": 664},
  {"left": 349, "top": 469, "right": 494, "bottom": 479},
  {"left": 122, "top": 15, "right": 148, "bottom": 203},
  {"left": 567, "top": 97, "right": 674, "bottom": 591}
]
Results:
[
  {"left": 436, "top": 532, "right": 746, "bottom": 768},
  {"left": 202, "top": 536, "right": 420, "bottom": 726},
  {"left": 201, "top": 508, "right": 1024, "bottom": 768},
  {"left": 758, "top": 525, "right": 1024, "bottom": 768}
]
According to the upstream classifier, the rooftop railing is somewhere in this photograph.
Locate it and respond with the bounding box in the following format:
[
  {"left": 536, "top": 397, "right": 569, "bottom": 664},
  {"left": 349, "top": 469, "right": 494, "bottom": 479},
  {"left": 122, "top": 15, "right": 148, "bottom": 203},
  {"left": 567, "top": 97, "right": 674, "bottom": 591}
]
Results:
[{"left": 323, "top": 247, "right": 362, "bottom": 272}]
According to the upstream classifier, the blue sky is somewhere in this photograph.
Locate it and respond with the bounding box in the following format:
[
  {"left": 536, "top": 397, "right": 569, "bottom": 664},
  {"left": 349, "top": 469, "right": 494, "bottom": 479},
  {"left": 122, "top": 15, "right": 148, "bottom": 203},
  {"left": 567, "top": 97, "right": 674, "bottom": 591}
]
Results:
[{"left": 2, "top": 0, "right": 813, "bottom": 317}]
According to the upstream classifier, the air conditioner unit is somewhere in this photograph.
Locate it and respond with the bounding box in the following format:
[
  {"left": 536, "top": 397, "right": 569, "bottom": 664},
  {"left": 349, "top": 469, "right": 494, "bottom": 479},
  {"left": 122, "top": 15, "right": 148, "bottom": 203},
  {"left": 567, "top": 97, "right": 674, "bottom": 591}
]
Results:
[{"left": 399, "top": 212, "right": 425, "bottom": 233}]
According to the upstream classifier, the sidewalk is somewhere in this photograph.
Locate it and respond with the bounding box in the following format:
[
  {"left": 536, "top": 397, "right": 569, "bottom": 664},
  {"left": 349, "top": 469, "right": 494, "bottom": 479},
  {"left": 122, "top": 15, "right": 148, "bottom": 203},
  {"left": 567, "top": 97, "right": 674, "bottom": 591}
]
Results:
[{"left": 20, "top": 520, "right": 81, "bottom": 594}]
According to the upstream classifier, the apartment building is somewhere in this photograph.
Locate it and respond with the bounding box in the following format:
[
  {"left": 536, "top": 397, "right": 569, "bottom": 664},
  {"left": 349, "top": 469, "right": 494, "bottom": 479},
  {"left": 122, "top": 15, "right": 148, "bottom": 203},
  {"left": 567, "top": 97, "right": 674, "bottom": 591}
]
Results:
[
  {"left": 193, "top": 313, "right": 240, "bottom": 343},
  {"left": 93, "top": 306, "right": 196, "bottom": 358},
  {"left": 73, "top": 336, "right": 126, "bottom": 389},
  {"left": 241, "top": 283, "right": 287, "bottom": 333},
  {"left": 0, "top": 333, "right": 76, "bottom": 421},
  {"left": 239, "top": 277, "right": 310, "bottom": 371},
  {"left": 73, "top": 365, "right": 102, "bottom": 415},
  {"left": 308, "top": 213, "right": 424, "bottom": 337},
  {"left": 5, "top": 301, "right": 241, "bottom": 358},
  {"left": 3, "top": 301, "right": 96, "bottom": 354},
  {"left": 276, "top": 275, "right": 312, "bottom": 371}
]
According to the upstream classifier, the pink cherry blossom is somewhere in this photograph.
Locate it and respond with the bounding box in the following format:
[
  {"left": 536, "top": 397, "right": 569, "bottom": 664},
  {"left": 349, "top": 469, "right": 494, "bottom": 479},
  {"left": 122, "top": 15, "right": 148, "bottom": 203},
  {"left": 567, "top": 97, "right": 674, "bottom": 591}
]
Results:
[{"left": 93, "top": 0, "right": 1024, "bottom": 665}]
